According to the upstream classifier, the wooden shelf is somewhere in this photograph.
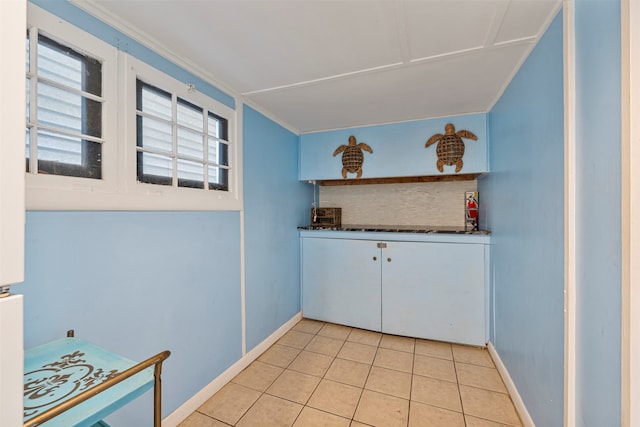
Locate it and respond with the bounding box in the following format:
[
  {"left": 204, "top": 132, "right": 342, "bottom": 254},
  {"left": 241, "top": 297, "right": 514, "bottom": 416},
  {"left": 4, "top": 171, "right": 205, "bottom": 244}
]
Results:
[{"left": 317, "top": 173, "right": 482, "bottom": 186}]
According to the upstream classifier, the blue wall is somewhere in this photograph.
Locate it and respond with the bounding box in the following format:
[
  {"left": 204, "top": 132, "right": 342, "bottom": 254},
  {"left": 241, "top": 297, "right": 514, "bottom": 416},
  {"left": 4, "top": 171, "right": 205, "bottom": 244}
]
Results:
[
  {"left": 299, "top": 113, "right": 487, "bottom": 180},
  {"left": 479, "top": 12, "right": 564, "bottom": 426},
  {"left": 243, "top": 105, "right": 311, "bottom": 350},
  {"left": 22, "top": 211, "right": 242, "bottom": 425},
  {"left": 575, "top": 0, "right": 622, "bottom": 424},
  {"left": 21, "top": 1, "right": 310, "bottom": 425}
]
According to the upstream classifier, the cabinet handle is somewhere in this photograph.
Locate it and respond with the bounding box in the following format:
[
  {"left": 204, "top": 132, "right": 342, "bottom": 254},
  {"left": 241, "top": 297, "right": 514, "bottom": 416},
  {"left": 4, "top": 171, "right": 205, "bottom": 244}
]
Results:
[
  {"left": 387, "top": 257, "right": 392, "bottom": 262},
  {"left": 373, "top": 256, "right": 377, "bottom": 261}
]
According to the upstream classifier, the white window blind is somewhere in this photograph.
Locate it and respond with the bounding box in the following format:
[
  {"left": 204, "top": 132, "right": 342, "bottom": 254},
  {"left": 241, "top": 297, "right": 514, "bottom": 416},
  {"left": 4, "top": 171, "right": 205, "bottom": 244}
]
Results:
[
  {"left": 136, "top": 80, "right": 230, "bottom": 191},
  {"left": 26, "top": 30, "right": 104, "bottom": 179}
]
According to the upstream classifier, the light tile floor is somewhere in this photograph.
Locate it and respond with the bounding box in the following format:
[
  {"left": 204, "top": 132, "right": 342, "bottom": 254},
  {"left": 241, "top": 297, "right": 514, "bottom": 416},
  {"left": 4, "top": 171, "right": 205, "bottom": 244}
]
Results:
[{"left": 179, "top": 319, "right": 522, "bottom": 427}]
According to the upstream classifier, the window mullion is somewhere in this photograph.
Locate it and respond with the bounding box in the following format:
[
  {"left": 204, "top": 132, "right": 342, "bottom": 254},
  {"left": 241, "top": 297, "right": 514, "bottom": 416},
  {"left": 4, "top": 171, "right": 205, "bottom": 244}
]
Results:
[
  {"left": 34, "top": 123, "right": 105, "bottom": 144},
  {"left": 172, "top": 93, "right": 178, "bottom": 187},
  {"left": 203, "top": 110, "right": 209, "bottom": 191},
  {"left": 37, "top": 75, "right": 105, "bottom": 103}
]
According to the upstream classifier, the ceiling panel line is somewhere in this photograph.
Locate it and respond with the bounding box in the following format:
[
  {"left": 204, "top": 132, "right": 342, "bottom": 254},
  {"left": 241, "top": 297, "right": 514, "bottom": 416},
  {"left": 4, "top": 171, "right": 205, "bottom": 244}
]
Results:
[
  {"left": 242, "top": 62, "right": 405, "bottom": 96},
  {"left": 484, "top": 0, "right": 511, "bottom": 47},
  {"left": 71, "top": 0, "right": 562, "bottom": 133},
  {"left": 408, "top": 38, "right": 533, "bottom": 65},
  {"left": 392, "top": 0, "right": 412, "bottom": 64},
  {"left": 245, "top": 39, "right": 536, "bottom": 98},
  {"left": 493, "top": 36, "right": 538, "bottom": 47},
  {"left": 408, "top": 46, "right": 486, "bottom": 64}
]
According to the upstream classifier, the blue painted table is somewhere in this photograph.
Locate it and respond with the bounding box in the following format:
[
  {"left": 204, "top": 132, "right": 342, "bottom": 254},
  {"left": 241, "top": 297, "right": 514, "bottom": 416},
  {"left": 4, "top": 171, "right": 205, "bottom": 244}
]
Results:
[{"left": 23, "top": 338, "right": 165, "bottom": 427}]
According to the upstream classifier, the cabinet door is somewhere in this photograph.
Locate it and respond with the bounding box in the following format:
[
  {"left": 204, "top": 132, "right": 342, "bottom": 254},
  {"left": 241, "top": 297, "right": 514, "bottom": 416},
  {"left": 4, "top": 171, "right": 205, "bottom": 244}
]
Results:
[
  {"left": 382, "top": 242, "right": 486, "bottom": 345},
  {"left": 302, "top": 238, "right": 381, "bottom": 331}
]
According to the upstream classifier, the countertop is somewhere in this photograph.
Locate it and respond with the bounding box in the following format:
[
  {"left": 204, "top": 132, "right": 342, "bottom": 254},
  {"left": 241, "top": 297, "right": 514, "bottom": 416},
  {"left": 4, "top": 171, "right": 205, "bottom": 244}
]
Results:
[{"left": 298, "top": 224, "right": 490, "bottom": 235}]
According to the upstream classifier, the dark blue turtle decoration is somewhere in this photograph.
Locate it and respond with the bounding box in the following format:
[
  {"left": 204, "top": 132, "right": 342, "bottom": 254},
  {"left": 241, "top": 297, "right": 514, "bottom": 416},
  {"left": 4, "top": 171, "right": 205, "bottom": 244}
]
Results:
[
  {"left": 425, "top": 123, "right": 477, "bottom": 173},
  {"left": 333, "top": 135, "right": 373, "bottom": 179}
]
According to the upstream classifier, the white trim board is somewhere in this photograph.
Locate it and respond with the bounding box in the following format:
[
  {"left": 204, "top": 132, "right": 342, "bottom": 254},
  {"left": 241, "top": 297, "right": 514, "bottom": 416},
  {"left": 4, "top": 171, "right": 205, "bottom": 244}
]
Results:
[
  {"left": 487, "top": 341, "right": 535, "bottom": 427},
  {"left": 622, "top": 0, "right": 639, "bottom": 425},
  {"left": 162, "top": 311, "right": 303, "bottom": 427},
  {"left": 562, "top": 1, "right": 577, "bottom": 426}
]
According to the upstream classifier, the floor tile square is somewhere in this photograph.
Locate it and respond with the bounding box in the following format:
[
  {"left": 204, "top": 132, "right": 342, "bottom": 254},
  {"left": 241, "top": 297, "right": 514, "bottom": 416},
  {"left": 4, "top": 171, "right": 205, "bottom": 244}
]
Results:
[
  {"left": 258, "top": 344, "right": 301, "bottom": 368},
  {"left": 185, "top": 322, "right": 526, "bottom": 427},
  {"left": 353, "top": 389, "right": 409, "bottom": 427},
  {"left": 411, "top": 375, "right": 462, "bottom": 412},
  {"left": 325, "top": 358, "right": 371, "bottom": 388},
  {"left": 373, "top": 347, "right": 413, "bottom": 373},
  {"left": 408, "top": 401, "right": 465, "bottom": 427},
  {"left": 347, "top": 328, "right": 382, "bottom": 346},
  {"left": 318, "top": 323, "right": 352, "bottom": 340},
  {"left": 337, "top": 341, "right": 378, "bottom": 364},
  {"left": 278, "top": 330, "right": 316, "bottom": 349},
  {"left": 292, "top": 407, "right": 351, "bottom": 427},
  {"left": 178, "top": 412, "right": 231, "bottom": 426},
  {"left": 415, "top": 339, "right": 453, "bottom": 360},
  {"left": 413, "top": 354, "right": 457, "bottom": 382},
  {"left": 465, "top": 415, "right": 516, "bottom": 427},
  {"left": 365, "top": 366, "right": 412, "bottom": 399},
  {"left": 289, "top": 350, "right": 334, "bottom": 377},
  {"left": 380, "top": 334, "right": 416, "bottom": 353},
  {"left": 452, "top": 345, "right": 494, "bottom": 367},
  {"left": 459, "top": 385, "right": 521, "bottom": 426},
  {"left": 236, "top": 394, "right": 303, "bottom": 427},
  {"left": 456, "top": 362, "right": 507, "bottom": 393},
  {"left": 197, "top": 382, "right": 261, "bottom": 425},
  {"left": 305, "top": 335, "right": 345, "bottom": 357},
  {"left": 293, "top": 318, "right": 325, "bottom": 334},
  {"left": 231, "top": 361, "right": 284, "bottom": 392},
  {"left": 307, "top": 379, "right": 363, "bottom": 419},
  {"left": 266, "top": 369, "right": 321, "bottom": 404}
]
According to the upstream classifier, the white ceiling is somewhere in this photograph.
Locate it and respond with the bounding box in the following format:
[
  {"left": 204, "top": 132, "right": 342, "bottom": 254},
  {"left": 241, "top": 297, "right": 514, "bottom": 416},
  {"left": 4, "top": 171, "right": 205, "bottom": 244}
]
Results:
[{"left": 78, "top": 0, "right": 561, "bottom": 133}]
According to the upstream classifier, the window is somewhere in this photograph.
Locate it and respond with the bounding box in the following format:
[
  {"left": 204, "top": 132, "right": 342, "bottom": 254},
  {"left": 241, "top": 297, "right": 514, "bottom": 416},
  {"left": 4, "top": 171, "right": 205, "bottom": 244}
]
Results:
[
  {"left": 25, "top": 4, "right": 241, "bottom": 211},
  {"left": 136, "top": 80, "right": 230, "bottom": 191},
  {"left": 26, "top": 31, "right": 104, "bottom": 179},
  {"left": 124, "top": 53, "right": 238, "bottom": 210}
]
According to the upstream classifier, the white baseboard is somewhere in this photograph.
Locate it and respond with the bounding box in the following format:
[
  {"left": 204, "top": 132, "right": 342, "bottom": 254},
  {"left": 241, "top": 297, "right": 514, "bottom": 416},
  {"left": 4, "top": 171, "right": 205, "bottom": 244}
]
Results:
[
  {"left": 487, "top": 341, "right": 535, "bottom": 427},
  {"left": 162, "top": 311, "right": 303, "bottom": 426}
]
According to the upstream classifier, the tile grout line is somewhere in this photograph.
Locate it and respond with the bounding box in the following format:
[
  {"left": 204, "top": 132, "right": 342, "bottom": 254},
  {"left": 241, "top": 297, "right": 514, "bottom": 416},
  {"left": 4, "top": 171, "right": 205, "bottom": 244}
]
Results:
[
  {"left": 451, "top": 347, "right": 468, "bottom": 427},
  {"left": 349, "top": 333, "right": 380, "bottom": 426},
  {"left": 187, "top": 320, "right": 522, "bottom": 427}
]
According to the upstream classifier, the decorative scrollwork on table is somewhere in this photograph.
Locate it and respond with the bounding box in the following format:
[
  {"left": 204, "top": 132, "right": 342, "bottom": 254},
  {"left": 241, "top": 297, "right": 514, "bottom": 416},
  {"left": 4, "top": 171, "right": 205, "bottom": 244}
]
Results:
[{"left": 24, "top": 351, "right": 120, "bottom": 418}]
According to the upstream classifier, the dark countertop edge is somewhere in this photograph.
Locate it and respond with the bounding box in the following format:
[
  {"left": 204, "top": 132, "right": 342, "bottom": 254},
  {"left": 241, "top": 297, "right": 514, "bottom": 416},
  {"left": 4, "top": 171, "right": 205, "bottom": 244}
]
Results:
[{"left": 297, "top": 225, "right": 491, "bottom": 236}]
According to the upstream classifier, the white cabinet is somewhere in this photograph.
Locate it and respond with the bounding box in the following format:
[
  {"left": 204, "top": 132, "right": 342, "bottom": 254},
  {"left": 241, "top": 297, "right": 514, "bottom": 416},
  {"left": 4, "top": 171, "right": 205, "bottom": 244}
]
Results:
[
  {"left": 381, "top": 241, "right": 486, "bottom": 345},
  {"left": 301, "top": 237, "right": 381, "bottom": 331},
  {"left": 301, "top": 234, "right": 488, "bottom": 345}
]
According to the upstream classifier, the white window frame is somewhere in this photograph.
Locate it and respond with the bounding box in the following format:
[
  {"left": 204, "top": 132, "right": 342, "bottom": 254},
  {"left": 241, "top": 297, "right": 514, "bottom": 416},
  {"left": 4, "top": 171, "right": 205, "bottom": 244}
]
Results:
[
  {"left": 120, "top": 54, "right": 240, "bottom": 211},
  {"left": 26, "top": 4, "right": 118, "bottom": 209},
  {"left": 25, "top": 3, "right": 242, "bottom": 211}
]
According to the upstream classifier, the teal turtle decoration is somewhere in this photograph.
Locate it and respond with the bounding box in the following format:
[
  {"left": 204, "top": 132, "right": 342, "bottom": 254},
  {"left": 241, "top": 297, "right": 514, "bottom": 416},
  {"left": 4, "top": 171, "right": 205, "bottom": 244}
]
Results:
[
  {"left": 333, "top": 135, "right": 373, "bottom": 179},
  {"left": 425, "top": 123, "right": 477, "bottom": 173}
]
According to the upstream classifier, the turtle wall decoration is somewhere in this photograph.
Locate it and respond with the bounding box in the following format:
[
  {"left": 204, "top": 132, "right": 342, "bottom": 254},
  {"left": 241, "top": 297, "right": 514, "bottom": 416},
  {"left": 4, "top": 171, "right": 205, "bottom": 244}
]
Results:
[
  {"left": 425, "top": 123, "right": 477, "bottom": 173},
  {"left": 333, "top": 135, "right": 373, "bottom": 179}
]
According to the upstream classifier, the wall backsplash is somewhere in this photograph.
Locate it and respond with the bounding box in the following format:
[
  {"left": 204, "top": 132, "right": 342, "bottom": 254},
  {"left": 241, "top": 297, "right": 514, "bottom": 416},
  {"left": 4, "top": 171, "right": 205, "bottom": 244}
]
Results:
[{"left": 319, "top": 180, "right": 477, "bottom": 227}]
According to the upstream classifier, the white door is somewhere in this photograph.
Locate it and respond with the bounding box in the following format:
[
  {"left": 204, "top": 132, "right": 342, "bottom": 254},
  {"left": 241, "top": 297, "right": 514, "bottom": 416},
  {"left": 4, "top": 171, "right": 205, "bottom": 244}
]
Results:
[
  {"left": 0, "top": 0, "right": 27, "bottom": 425},
  {"left": 624, "top": 2, "right": 639, "bottom": 425}
]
